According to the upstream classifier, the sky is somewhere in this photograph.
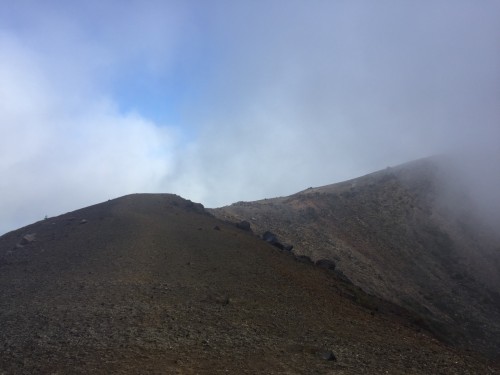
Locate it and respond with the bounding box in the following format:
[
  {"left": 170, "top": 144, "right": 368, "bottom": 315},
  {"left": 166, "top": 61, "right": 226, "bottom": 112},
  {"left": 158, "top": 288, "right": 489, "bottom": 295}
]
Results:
[{"left": 1, "top": 0, "right": 500, "bottom": 234}]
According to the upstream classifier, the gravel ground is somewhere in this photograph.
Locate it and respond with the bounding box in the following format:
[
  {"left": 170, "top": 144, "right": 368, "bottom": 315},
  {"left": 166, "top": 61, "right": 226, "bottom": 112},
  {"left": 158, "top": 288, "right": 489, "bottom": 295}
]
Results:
[{"left": 0, "top": 194, "right": 497, "bottom": 374}]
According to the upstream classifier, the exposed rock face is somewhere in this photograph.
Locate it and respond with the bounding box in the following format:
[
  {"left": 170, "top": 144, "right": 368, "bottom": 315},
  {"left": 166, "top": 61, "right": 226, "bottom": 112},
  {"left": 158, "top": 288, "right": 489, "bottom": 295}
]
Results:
[
  {"left": 20, "top": 233, "right": 36, "bottom": 245},
  {"left": 176, "top": 197, "right": 206, "bottom": 214},
  {"left": 263, "top": 231, "right": 279, "bottom": 244},
  {"left": 236, "top": 220, "right": 251, "bottom": 231},
  {"left": 318, "top": 350, "right": 337, "bottom": 361},
  {"left": 262, "top": 231, "right": 293, "bottom": 251},
  {"left": 211, "top": 156, "right": 500, "bottom": 358},
  {"left": 295, "top": 255, "right": 313, "bottom": 264},
  {"left": 316, "top": 259, "right": 336, "bottom": 271}
]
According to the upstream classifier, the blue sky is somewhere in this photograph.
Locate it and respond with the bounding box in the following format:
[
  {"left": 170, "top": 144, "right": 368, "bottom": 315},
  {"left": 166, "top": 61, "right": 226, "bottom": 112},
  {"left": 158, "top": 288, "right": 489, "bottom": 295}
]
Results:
[{"left": 1, "top": 1, "right": 500, "bottom": 234}]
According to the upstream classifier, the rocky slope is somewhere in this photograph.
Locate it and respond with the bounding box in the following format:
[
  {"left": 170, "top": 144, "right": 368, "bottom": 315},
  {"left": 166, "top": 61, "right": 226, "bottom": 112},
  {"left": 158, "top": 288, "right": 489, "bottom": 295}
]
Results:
[
  {"left": 212, "top": 157, "right": 500, "bottom": 359},
  {"left": 0, "top": 193, "right": 497, "bottom": 373}
]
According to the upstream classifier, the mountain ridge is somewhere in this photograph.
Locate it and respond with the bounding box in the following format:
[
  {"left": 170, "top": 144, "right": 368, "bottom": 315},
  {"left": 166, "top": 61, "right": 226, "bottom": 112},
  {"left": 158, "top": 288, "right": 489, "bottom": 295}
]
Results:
[
  {"left": 1, "top": 193, "right": 498, "bottom": 373},
  {"left": 211, "top": 156, "right": 500, "bottom": 358}
]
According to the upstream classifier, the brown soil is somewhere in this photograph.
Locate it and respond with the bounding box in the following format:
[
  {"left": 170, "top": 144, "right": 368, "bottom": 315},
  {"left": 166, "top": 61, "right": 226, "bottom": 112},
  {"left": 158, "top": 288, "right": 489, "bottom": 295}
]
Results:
[{"left": 1, "top": 194, "right": 497, "bottom": 373}]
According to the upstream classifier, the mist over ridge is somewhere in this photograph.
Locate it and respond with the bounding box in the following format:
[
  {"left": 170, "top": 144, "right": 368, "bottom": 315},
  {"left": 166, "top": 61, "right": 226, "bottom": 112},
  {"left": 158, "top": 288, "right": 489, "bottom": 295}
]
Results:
[
  {"left": 212, "top": 154, "right": 500, "bottom": 358},
  {"left": 1, "top": 1, "right": 500, "bottom": 235}
]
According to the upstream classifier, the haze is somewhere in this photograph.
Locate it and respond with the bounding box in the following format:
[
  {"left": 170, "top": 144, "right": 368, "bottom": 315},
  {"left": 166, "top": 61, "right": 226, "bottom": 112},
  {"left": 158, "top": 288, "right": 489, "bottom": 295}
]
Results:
[{"left": 1, "top": 1, "right": 500, "bottom": 235}]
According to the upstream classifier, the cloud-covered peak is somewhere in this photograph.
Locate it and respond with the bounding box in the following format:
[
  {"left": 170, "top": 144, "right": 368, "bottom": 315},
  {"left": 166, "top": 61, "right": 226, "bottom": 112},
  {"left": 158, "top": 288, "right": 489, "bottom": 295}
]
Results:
[{"left": 1, "top": 1, "right": 500, "bottom": 233}]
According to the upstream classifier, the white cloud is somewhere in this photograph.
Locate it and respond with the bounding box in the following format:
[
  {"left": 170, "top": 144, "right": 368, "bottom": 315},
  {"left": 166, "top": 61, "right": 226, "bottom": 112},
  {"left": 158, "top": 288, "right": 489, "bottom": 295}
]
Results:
[
  {"left": 1, "top": 1, "right": 500, "bottom": 233},
  {"left": 0, "top": 31, "right": 178, "bottom": 234}
]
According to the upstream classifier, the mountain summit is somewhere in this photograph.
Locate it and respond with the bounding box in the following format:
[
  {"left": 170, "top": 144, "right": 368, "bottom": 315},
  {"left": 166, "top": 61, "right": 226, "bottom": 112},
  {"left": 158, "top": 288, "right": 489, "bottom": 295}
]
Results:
[{"left": 0, "top": 162, "right": 498, "bottom": 373}]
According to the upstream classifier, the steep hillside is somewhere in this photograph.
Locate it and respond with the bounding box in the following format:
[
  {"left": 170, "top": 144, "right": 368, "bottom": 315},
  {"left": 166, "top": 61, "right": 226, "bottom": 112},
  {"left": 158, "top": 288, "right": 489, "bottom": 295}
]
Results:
[
  {"left": 212, "top": 157, "right": 500, "bottom": 358},
  {"left": 0, "top": 194, "right": 496, "bottom": 373}
]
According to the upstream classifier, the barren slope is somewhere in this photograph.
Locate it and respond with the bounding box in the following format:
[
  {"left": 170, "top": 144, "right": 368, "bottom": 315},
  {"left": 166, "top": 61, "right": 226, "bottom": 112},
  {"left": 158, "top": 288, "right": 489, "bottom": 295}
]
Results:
[
  {"left": 0, "top": 194, "right": 496, "bottom": 373},
  {"left": 212, "top": 157, "right": 500, "bottom": 358}
]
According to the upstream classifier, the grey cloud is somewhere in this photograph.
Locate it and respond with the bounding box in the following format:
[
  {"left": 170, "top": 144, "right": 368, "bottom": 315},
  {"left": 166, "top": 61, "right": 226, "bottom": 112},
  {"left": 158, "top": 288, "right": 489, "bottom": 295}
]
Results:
[
  {"left": 1, "top": 1, "right": 500, "bottom": 233},
  {"left": 170, "top": 1, "right": 500, "bottom": 206}
]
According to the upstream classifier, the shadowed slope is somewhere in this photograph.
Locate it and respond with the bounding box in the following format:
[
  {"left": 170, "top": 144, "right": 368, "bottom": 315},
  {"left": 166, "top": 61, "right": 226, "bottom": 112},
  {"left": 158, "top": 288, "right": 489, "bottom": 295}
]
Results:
[
  {"left": 212, "top": 157, "right": 500, "bottom": 358},
  {"left": 0, "top": 194, "right": 496, "bottom": 373}
]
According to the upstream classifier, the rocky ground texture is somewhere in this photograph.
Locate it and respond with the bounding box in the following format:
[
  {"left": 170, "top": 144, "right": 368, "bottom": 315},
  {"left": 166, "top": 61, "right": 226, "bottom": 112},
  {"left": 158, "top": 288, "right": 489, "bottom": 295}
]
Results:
[
  {"left": 1, "top": 193, "right": 498, "bottom": 373},
  {"left": 212, "top": 157, "right": 500, "bottom": 360}
]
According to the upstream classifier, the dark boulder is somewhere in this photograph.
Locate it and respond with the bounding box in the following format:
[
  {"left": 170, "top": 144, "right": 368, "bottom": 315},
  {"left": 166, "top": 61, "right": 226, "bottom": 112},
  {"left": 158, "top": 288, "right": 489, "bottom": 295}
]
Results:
[
  {"left": 262, "top": 231, "right": 293, "bottom": 252},
  {"left": 315, "top": 259, "right": 336, "bottom": 271},
  {"left": 262, "top": 231, "right": 278, "bottom": 243},
  {"left": 295, "top": 255, "right": 313, "bottom": 264},
  {"left": 272, "top": 241, "right": 285, "bottom": 250},
  {"left": 236, "top": 220, "right": 251, "bottom": 231},
  {"left": 333, "top": 269, "right": 353, "bottom": 284},
  {"left": 20, "top": 233, "right": 36, "bottom": 245},
  {"left": 317, "top": 349, "right": 337, "bottom": 361}
]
